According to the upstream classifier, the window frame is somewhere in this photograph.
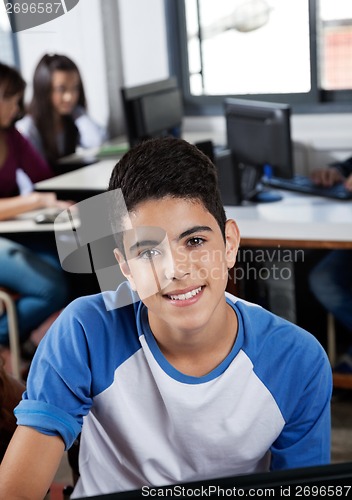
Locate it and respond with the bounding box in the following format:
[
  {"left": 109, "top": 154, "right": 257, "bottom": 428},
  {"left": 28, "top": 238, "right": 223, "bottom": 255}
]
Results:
[{"left": 165, "top": 0, "right": 352, "bottom": 115}]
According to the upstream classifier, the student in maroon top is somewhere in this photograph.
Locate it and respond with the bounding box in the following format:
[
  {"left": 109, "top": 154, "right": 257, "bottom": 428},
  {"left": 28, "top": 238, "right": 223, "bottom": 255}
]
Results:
[{"left": 0, "top": 62, "right": 70, "bottom": 349}]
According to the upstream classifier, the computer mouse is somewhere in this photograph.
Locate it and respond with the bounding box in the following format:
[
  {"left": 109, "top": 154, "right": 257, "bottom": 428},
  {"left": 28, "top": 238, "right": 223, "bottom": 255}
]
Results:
[{"left": 34, "top": 212, "right": 60, "bottom": 224}]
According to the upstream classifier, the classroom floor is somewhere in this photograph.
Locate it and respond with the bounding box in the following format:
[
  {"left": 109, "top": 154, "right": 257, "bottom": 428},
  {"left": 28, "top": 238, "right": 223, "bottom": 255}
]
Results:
[{"left": 51, "top": 388, "right": 352, "bottom": 498}]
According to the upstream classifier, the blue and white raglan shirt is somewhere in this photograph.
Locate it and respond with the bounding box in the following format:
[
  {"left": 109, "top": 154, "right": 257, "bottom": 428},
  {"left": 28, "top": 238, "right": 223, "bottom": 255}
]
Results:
[{"left": 14, "top": 282, "right": 332, "bottom": 498}]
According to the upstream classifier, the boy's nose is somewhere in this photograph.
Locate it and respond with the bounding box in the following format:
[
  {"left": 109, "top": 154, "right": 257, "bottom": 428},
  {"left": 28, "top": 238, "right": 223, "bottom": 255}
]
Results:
[
  {"left": 164, "top": 247, "right": 190, "bottom": 281},
  {"left": 165, "top": 266, "right": 189, "bottom": 281}
]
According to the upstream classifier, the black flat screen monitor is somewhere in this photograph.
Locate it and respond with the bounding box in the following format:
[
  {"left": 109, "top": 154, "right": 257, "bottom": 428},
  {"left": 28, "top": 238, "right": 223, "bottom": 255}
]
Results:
[
  {"left": 224, "top": 98, "right": 294, "bottom": 203},
  {"left": 76, "top": 461, "right": 352, "bottom": 499},
  {"left": 121, "top": 77, "right": 183, "bottom": 147}
]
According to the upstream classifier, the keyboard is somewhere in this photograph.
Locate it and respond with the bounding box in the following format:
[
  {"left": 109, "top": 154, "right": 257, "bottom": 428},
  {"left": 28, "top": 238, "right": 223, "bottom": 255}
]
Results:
[{"left": 263, "top": 175, "right": 352, "bottom": 200}]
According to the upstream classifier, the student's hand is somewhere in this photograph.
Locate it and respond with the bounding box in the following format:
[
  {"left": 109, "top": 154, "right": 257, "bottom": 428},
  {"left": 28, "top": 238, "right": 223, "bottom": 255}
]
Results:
[
  {"left": 0, "top": 193, "right": 74, "bottom": 221},
  {"left": 310, "top": 167, "right": 345, "bottom": 187},
  {"left": 344, "top": 173, "right": 352, "bottom": 191},
  {"left": 28, "top": 192, "right": 73, "bottom": 211}
]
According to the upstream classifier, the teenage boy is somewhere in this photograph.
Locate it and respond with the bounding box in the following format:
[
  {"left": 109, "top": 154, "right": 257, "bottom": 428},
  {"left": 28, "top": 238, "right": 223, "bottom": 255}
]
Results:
[{"left": 0, "top": 137, "right": 332, "bottom": 499}]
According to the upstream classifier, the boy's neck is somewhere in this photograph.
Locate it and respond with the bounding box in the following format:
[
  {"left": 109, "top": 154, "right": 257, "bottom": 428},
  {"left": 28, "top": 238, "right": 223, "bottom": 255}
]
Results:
[{"left": 148, "top": 302, "right": 238, "bottom": 377}]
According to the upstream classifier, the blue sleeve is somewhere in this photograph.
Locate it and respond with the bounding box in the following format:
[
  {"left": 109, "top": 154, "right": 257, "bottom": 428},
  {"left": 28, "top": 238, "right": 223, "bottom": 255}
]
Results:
[
  {"left": 269, "top": 336, "right": 332, "bottom": 469},
  {"left": 14, "top": 299, "right": 95, "bottom": 450}
]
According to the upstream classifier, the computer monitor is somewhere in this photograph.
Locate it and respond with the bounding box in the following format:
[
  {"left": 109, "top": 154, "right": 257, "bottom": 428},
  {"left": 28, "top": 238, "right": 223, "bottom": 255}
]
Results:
[
  {"left": 76, "top": 461, "right": 352, "bottom": 499},
  {"left": 224, "top": 97, "right": 294, "bottom": 203},
  {"left": 121, "top": 77, "right": 183, "bottom": 147}
]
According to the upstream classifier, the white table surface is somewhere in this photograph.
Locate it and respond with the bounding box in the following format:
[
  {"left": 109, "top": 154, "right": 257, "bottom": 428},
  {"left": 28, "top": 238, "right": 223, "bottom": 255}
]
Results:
[
  {"left": 35, "top": 159, "right": 117, "bottom": 192},
  {"left": 225, "top": 191, "right": 352, "bottom": 248},
  {"left": 0, "top": 209, "right": 75, "bottom": 234}
]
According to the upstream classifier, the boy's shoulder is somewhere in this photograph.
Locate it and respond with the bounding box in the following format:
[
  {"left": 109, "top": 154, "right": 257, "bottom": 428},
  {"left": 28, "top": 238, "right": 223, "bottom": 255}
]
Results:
[
  {"left": 228, "top": 293, "right": 327, "bottom": 361},
  {"left": 62, "top": 282, "right": 140, "bottom": 326},
  {"left": 37, "top": 283, "right": 142, "bottom": 390}
]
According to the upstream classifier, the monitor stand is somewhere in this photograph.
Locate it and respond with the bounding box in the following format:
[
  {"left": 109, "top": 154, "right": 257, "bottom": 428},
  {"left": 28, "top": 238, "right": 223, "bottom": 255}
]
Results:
[
  {"left": 249, "top": 185, "right": 283, "bottom": 203},
  {"left": 241, "top": 163, "right": 282, "bottom": 203},
  {"left": 214, "top": 153, "right": 282, "bottom": 206}
]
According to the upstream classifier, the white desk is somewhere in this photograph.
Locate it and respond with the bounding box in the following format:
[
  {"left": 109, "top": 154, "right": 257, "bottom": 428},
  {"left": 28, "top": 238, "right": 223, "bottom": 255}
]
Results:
[
  {"left": 35, "top": 159, "right": 117, "bottom": 194},
  {"left": 0, "top": 210, "right": 75, "bottom": 234},
  {"left": 225, "top": 191, "right": 352, "bottom": 249}
]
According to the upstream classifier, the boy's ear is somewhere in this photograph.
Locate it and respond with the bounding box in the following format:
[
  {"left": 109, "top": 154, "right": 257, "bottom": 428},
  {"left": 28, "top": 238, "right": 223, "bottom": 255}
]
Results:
[
  {"left": 113, "top": 248, "right": 137, "bottom": 291},
  {"left": 224, "top": 219, "right": 240, "bottom": 270}
]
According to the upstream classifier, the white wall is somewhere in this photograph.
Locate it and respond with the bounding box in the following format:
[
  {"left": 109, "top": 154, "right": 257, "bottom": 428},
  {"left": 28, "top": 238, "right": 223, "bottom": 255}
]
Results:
[{"left": 16, "top": 0, "right": 108, "bottom": 127}]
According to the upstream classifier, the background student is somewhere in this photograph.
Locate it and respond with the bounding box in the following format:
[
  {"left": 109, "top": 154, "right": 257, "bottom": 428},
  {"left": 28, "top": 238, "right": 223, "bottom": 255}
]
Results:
[
  {"left": 309, "top": 161, "right": 352, "bottom": 372},
  {"left": 17, "top": 53, "right": 106, "bottom": 174},
  {"left": 0, "top": 62, "right": 70, "bottom": 353}
]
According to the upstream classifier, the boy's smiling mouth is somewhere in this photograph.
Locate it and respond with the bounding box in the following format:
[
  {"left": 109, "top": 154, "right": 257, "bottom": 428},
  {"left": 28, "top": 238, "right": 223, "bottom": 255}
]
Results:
[{"left": 163, "top": 285, "right": 204, "bottom": 305}]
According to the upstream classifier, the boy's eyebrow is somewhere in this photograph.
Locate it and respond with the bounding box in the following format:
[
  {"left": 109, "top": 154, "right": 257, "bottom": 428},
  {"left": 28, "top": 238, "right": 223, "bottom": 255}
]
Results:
[
  {"left": 177, "top": 225, "right": 213, "bottom": 241},
  {"left": 128, "top": 239, "right": 161, "bottom": 254},
  {"left": 127, "top": 226, "right": 213, "bottom": 253}
]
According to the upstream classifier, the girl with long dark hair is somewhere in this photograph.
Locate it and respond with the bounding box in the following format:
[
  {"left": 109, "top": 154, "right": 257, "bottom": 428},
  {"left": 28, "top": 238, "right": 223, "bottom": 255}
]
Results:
[{"left": 17, "top": 53, "right": 106, "bottom": 173}]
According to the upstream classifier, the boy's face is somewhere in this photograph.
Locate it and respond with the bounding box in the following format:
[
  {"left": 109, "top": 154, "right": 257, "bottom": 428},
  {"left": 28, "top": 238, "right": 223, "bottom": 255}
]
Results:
[{"left": 115, "top": 196, "right": 239, "bottom": 335}]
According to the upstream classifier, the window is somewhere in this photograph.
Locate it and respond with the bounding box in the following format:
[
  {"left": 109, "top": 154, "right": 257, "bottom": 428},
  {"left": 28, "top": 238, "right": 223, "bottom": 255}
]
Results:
[
  {"left": 319, "top": 0, "right": 352, "bottom": 90},
  {"left": 0, "top": 2, "right": 19, "bottom": 67},
  {"left": 166, "top": 0, "right": 352, "bottom": 114}
]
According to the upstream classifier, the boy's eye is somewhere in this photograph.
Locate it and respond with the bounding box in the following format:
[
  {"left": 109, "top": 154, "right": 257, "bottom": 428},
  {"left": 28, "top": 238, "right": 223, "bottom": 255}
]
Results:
[
  {"left": 187, "top": 237, "right": 206, "bottom": 247},
  {"left": 138, "top": 248, "right": 161, "bottom": 260}
]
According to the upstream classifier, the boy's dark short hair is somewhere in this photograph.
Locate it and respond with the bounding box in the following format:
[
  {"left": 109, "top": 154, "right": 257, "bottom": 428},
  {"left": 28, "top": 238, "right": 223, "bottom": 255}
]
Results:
[{"left": 108, "top": 137, "right": 227, "bottom": 239}]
